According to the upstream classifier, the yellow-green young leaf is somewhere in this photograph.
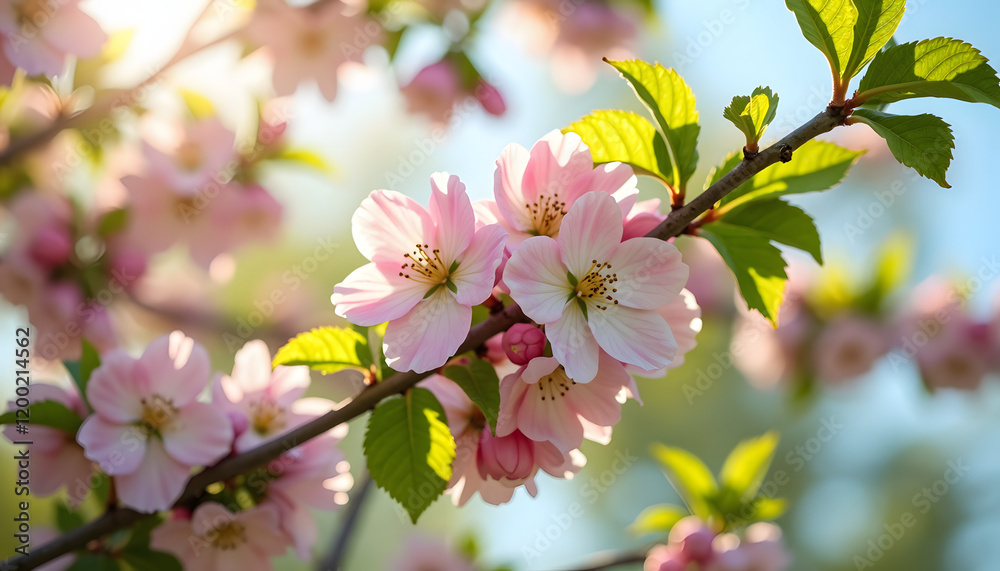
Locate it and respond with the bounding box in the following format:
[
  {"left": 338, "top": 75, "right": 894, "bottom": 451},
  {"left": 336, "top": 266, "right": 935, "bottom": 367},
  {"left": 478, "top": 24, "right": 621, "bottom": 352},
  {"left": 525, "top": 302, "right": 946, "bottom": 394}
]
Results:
[
  {"left": 720, "top": 432, "right": 780, "bottom": 501},
  {"left": 97, "top": 208, "right": 128, "bottom": 237},
  {"left": 857, "top": 37, "right": 1000, "bottom": 109},
  {"left": 178, "top": 89, "right": 216, "bottom": 120},
  {"left": 850, "top": 109, "right": 954, "bottom": 188},
  {"left": 0, "top": 400, "right": 84, "bottom": 433},
  {"left": 721, "top": 140, "right": 864, "bottom": 209},
  {"left": 857, "top": 233, "right": 912, "bottom": 313},
  {"left": 605, "top": 59, "right": 700, "bottom": 190},
  {"left": 704, "top": 150, "right": 743, "bottom": 192},
  {"left": 364, "top": 388, "right": 456, "bottom": 523},
  {"left": 650, "top": 443, "right": 718, "bottom": 519},
  {"left": 843, "top": 0, "right": 905, "bottom": 80},
  {"left": 443, "top": 357, "right": 501, "bottom": 435},
  {"left": 699, "top": 224, "right": 788, "bottom": 326},
  {"left": 274, "top": 148, "right": 337, "bottom": 175},
  {"left": 629, "top": 504, "right": 689, "bottom": 535},
  {"left": 719, "top": 199, "right": 822, "bottom": 264},
  {"left": 722, "top": 87, "right": 779, "bottom": 146},
  {"left": 784, "top": 0, "right": 858, "bottom": 77},
  {"left": 272, "top": 327, "right": 372, "bottom": 374},
  {"left": 564, "top": 109, "right": 673, "bottom": 185},
  {"left": 751, "top": 497, "right": 788, "bottom": 521}
]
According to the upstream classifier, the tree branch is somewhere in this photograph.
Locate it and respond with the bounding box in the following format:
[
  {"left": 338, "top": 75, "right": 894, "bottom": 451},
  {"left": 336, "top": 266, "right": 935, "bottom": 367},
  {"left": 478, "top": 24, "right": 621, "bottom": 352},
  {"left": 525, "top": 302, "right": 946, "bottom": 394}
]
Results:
[
  {"left": 560, "top": 547, "right": 650, "bottom": 571},
  {"left": 3, "top": 108, "right": 847, "bottom": 571}
]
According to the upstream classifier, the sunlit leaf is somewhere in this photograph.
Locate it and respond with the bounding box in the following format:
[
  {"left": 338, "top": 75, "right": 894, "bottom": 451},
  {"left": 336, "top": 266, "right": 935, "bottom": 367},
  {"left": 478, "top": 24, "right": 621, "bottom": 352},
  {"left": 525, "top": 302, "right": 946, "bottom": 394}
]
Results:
[
  {"left": 564, "top": 109, "right": 673, "bottom": 185},
  {"left": 719, "top": 432, "right": 780, "bottom": 501},
  {"left": 698, "top": 224, "right": 788, "bottom": 326},
  {"left": 843, "top": 0, "right": 905, "bottom": 79},
  {"left": 629, "top": 504, "right": 689, "bottom": 535},
  {"left": 272, "top": 327, "right": 371, "bottom": 374},
  {"left": 720, "top": 199, "right": 823, "bottom": 263},
  {"left": 784, "top": 0, "right": 858, "bottom": 78},
  {"left": 650, "top": 443, "right": 718, "bottom": 519},
  {"left": 722, "top": 87, "right": 779, "bottom": 147},
  {"left": 850, "top": 109, "right": 954, "bottom": 188}
]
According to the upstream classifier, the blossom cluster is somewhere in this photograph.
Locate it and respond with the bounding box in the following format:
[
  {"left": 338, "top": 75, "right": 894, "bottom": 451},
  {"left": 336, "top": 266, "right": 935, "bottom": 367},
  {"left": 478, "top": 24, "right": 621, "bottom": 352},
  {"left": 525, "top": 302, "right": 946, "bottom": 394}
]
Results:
[
  {"left": 733, "top": 266, "right": 1000, "bottom": 393},
  {"left": 644, "top": 517, "right": 790, "bottom": 571},
  {"left": 332, "top": 130, "right": 702, "bottom": 504},
  {"left": 2, "top": 333, "right": 352, "bottom": 569}
]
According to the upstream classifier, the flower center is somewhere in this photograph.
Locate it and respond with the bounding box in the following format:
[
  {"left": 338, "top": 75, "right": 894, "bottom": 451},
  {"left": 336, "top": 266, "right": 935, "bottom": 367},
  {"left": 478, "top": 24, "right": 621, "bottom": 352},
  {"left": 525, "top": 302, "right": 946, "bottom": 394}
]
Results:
[
  {"left": 172, "top": 196, "right": 200, "bottom": 221},
  {"left": 139, "top": 394, "right": 178, "bottom": 436},
  {"left": 297, "top": 29, "right": 326, "bottom": 57},
  {"left": 250, "top": 398, "right": 285, "bottom": 435},
  {"left": 537, "top": 366, "right": 575, "bottom": 401},
  {"left": 206, "top": 522, "right": 247, "bottom": 551},
  {"left": 399, "top": 243, "right": 457, "bottom": 293},
  {"left": 524, "top": 192, "right": 567, "bottom": 237},
  {"left": 572, "top": 259, "right": 619, "bottom": 311}
]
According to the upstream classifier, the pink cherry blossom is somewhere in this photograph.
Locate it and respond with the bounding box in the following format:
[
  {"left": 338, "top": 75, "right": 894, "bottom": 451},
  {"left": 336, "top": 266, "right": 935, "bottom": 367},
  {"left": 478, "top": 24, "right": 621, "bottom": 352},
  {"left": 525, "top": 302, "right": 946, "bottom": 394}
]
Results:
[
  {"left": 622, "top": 198, "right": 667, "bottom": 241},
  {"left": 151, "top": 503, "right": 289, "bottom": 571},
  {"left": 141, "top": 117, "right": 237, "bottom": 196},
  {"left": 2, "top": 383, "right": 93, "bottom": 503},
  {"left": 0, "top": 0, "right": 106, "bottom": 78},
  {"left": 213, "top": 339, "right": 335, "bottom": 453},
  {"left": 331, "top": 173, "right": 507, "bottom": 373},
  {"left": 504, "top": 191, "right": 688, "bottom": 382},
  {"left": 255, "top": 431, "right": 353, "bottom": 560},
  {"left": 493, "top": 129, "right": 638, "bottom": 249},
  {"left": 634, "top": 288, "right": 703, "bottom": 377},
  {"left": 421, "top": 374, "right": 584, "bottom": 506},
  {"left": 400, "top": 60, "right": 463, "bottom": 126},
  {"left": 502, "top": 323, "right": 546, "bottom": 365},
  {"left": 244, "top": 0, "right": 372, "bottom": 102},
  {"left": 811, "top": 314, "right": 889, "bottom": 383},
  {"left": 496, "top": 352, "right": 632, "bottom": 452},
  {"left": 76, "top": 331, "right": 233, "bottom": 512},
  {"left": 388, "top": 534, "right": 476, "bottom": 571}
]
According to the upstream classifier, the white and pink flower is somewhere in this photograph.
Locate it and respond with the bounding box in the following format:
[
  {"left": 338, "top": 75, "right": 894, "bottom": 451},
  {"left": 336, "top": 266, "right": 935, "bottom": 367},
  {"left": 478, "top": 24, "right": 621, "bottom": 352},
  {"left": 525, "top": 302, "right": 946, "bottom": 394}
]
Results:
[
  {"left": 0, "top": 0, "right": 106, "bottom": 79},
  {"left": 151, "top": 503, "right": 290, "bottom": 570},
  {"left": 493, "top": 129, "right": 637, "bottom": 249},
  {"left": 76, "top": 331, "right": 233, "bottom": 512},
  {"left": 504, "top": 191, "right": 688, "bottom": 382},
  {"left": 811, "top": 314, "right": 889, "bottom": 384},
  {"left": 332, "top": 173, "right": 507, "bottom": 373}
]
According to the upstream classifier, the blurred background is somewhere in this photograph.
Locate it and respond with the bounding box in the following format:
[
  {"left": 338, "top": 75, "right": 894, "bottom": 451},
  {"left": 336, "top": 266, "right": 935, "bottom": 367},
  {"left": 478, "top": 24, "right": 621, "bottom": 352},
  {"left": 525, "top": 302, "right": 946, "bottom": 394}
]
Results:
[{"left": 2, "top": 0, "right": 1000, "bottom": 569}]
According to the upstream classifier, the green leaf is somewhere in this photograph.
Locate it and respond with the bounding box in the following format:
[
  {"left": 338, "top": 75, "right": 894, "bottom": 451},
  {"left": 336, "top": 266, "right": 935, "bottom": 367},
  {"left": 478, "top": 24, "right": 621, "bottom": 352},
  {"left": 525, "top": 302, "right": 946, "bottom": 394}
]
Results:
[
  {"left": 274, "top": 148, "right": 336, "bottom": 175},
  {"left": 784, "top": 0, "right": 858, "bottom": 78},
  {"left": 850, "top": 109, "right": 954, "bottom": 188},
  {"left": 272, "top": 327, "right": 372, "bottom": 374},
  {"left": 97, "top": 208, "right": 128, "bottom": 237},
  {"left": 77, "top": 339, "right": 100, "bottom": 411},
  {"left": 843, "top": 0, "right": 905, "bottom": 80},
  {"left": 68, "top": 553, "right": 122, "bottom": 571},
  {"left": 857, "top": 233, "right": 912, "bottom": 312},
  {"left": 120, "top": 550, "right": 182, "bottom": 571},
  {"left": 752, "top": 497, "right": 788, "bottom": 520},
  {"left": 719, "top": 432, "right": 780, "bottom": 501},
  {"left": 443, "top": 357, "right": 501, "bottom": 436},
  {"left": 605, "top": 59, "right": 700, "bottom": 190},
  {"left": 0, "top": 400, "right": 84, "bottom": 433},
  {"left": 56, "top": 502, "right": 86, "bottom": 533},
  {"left": 629, "top": 504, "right": 689, "bottom": 535},
  {"left": 720, "top": 200, "right": 823, "bottom": 264},
  {"left": 364, "top": 388, "right": 456, "bottom": 523},
  {"left": 704, "top": 150, "right": 743, "bottom": 191},
  {"left": 698, "top": 224, "right": 788, "bottom": 326},
  {"left": 857, "top": 37, "right": 1000, "bottom": 109},
  {"left": 721, "top": 140, "right": 864, "bottom": 209},
  {"left": 563, "top": 109, "right": 673, "bottom": 184},
  {"left": 722, "top": 87, "right": 779, "bottom": 147},
  {"left": 178, "top": 89, "right": 215, "bottom": 120},
  {"left": 650, "top": 443, "right": 718, "bottom": 519}
]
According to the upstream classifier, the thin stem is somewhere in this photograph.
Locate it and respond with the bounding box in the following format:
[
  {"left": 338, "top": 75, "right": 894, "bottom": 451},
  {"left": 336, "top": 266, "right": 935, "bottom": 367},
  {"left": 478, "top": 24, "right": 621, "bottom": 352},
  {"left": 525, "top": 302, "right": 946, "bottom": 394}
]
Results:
[
  {"left": 316, "top": 472, "right": 373, "bottom": 571},
  {"left": 2, "top": 108, "right": 849, "bottom": 571},
  {"left": 560, "top": 547, "right": 651, "bottom": 571}
]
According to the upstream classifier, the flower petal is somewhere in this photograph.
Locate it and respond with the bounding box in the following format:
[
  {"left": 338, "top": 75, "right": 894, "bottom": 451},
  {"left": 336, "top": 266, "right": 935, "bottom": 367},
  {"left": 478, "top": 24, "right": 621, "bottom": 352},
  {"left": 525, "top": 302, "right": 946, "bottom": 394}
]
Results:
[
  {"left": 382, "top": 289, "right": 472, "bottom": 373},
  {"left": 331, "top": 262, "right": 427, "bottom": 325},
  {"left": 163, "top": 403, "right": 233, "bottom": 466},
  {"left": 77, "top": 416, "right": 148, "bottom": 475},
  {"left": 451, "top": 224, "right": 507, "bottom": 306},
  {"left": 547, "top": 304, "right": 601, "bottom": 383},
  {"left": 558, "top": 192, "right": 623, "bottom": 279},
  {"left": 229, "top": 340, "right": 274, "bottom": 394},
  {"left": 589, "top": 305, "right": 677, "bottom": 371},
  {"left": 607, "top": 237, "right": 688, "bottom": 309},
  {"left": 139, "top": 331, "right": 211, "bottom": 407},
  {"left": 428, "top": 172, "right": 475, "bottom": 262},
  {"left": 503, "top": 236, "right": 571, "bottom": 324},
  {"left": 114, "top": 438, "right": 190, "bottom": 512},
  {"left": 87, "top": 350, "right": 144, "bottom": 423},
  {"left": 522, "top": 130, "right": 593, "bottom": 207},
  {"left": 493, "top": 142, "right": 532, "bottom": 232},
  {"left": 351, "top": 190, "right": 434, "bottom": 264}
]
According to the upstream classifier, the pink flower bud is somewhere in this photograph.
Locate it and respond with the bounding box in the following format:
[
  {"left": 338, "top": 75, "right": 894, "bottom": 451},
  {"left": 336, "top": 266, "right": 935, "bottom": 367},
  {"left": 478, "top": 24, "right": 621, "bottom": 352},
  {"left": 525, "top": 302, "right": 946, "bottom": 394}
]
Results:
[
  {"left": 476, "top": 429, "right": 535, "bottom": 481},
  {"left": 109, "top": 250, "right": 147, "bottom": 289},
  {"left": 28, "top": 226, "right": 73, "bottom": 267},
  {"left": 680, "top": 527, "right": 716, "bottom": 563},
  {"left": 658, "top": 560, "right": 686, "bottom": 571},
  {"left": 475, "top": 80, "right": 506, "bottom": 116},
  {"left": 502, "top": 323, "right": 546, "bottom": 365}
]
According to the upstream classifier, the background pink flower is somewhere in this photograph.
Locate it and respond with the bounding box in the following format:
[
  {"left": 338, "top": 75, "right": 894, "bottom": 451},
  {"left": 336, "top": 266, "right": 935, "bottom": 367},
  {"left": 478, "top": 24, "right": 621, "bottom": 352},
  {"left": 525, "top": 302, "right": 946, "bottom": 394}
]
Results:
[
  {"left": 0, "top": 0, "right": 106, "bottom": 78},
  {"left": 76, "top": 331, "right": 233, "bottom": 512}
]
